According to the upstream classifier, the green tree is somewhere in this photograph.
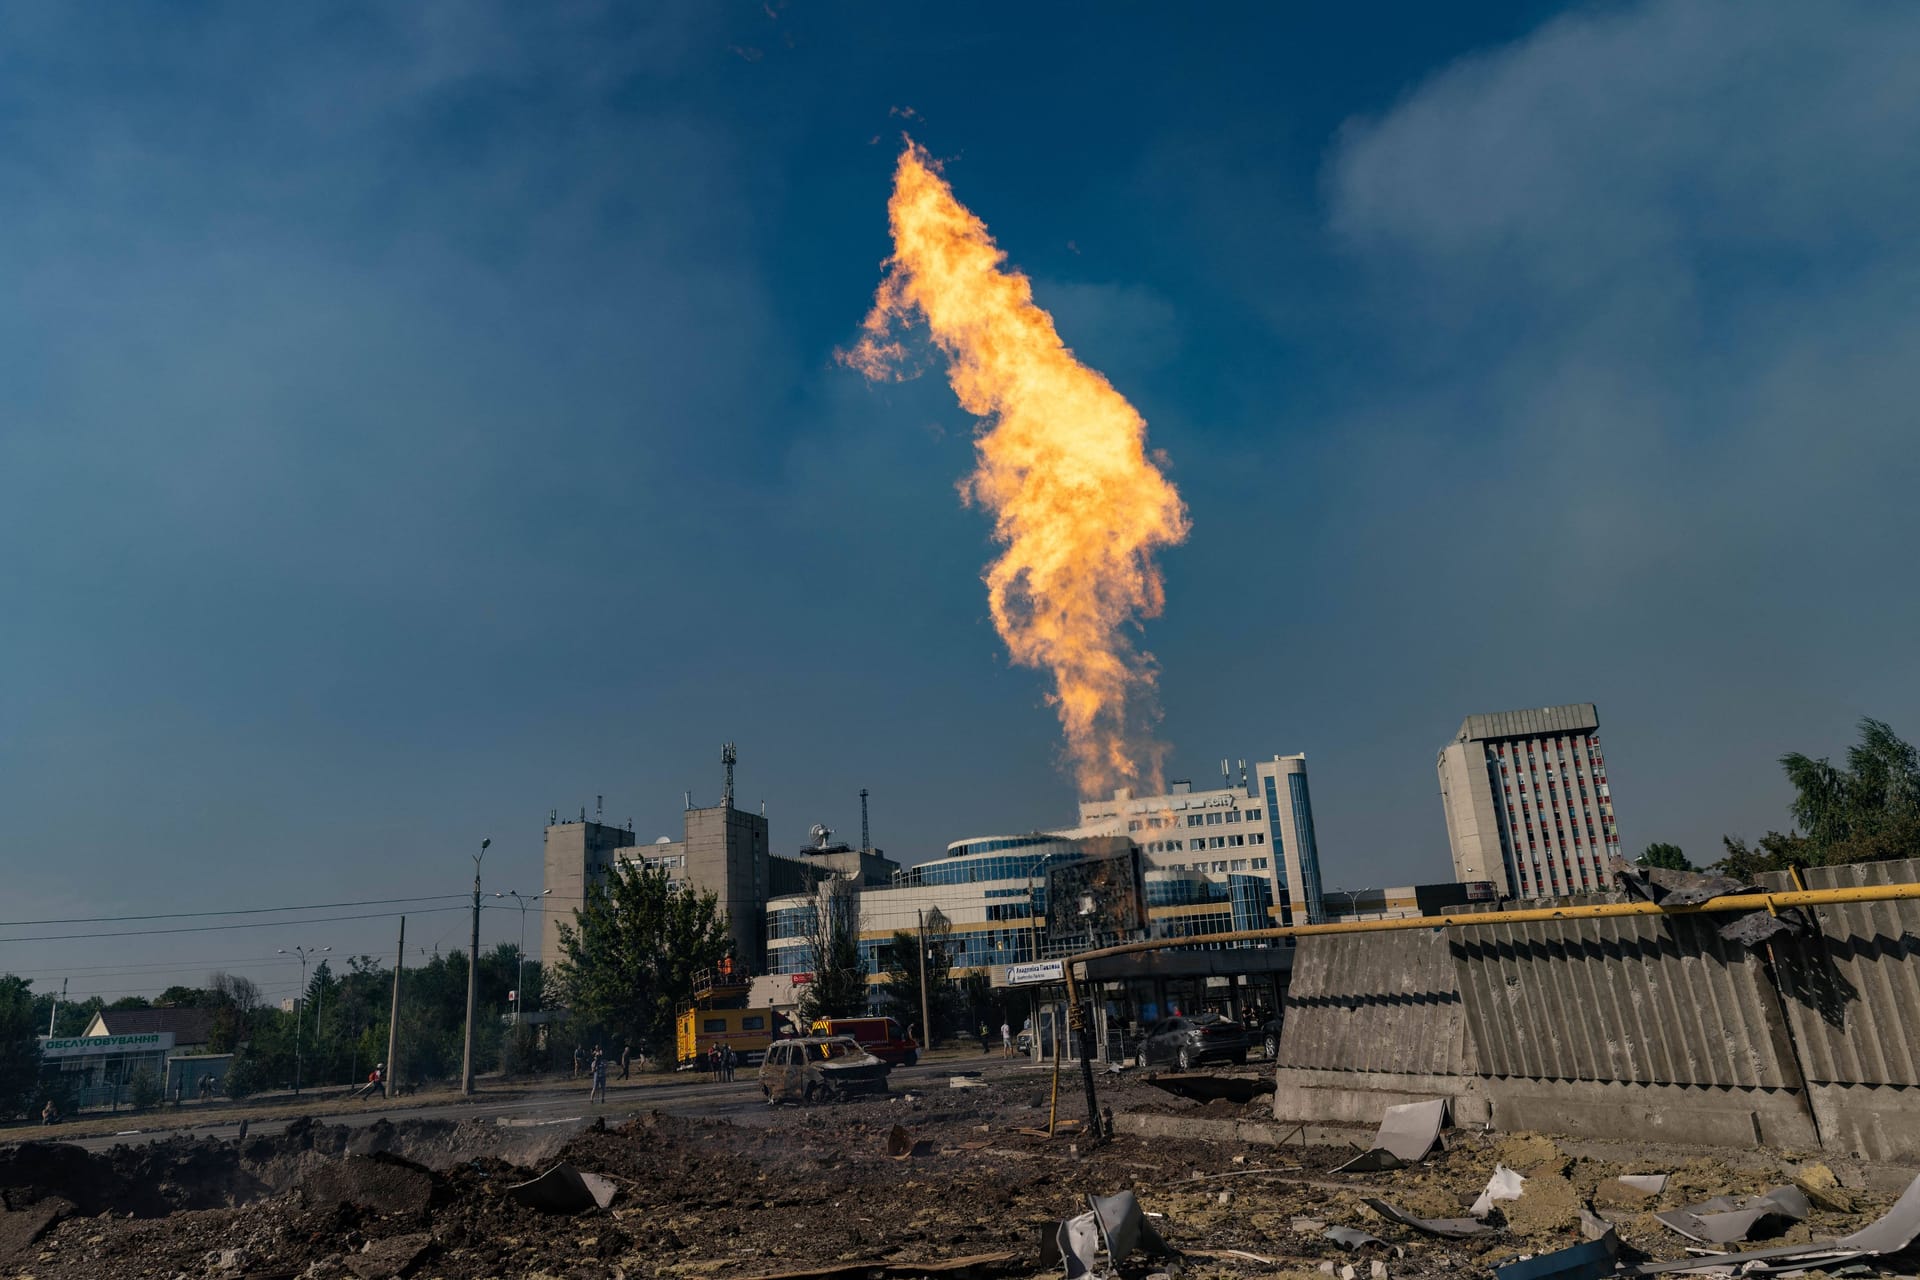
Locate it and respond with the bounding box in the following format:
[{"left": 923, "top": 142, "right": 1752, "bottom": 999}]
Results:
[
  {"left": 155, "top": 985, "right": 216, "bottom": 1008},
  {"left": 0, "top": 976, "right": 43, "bottom": 1118},
  {"left": 1719, "top": 718, "right": 1920, "bottom": 877},
  {"left": 1714, "top": 830, "right": 1815, "bottom": 880},
  {"left": 883, "top": 908, "right": 960, "bottom": 1042},
  {"left": 553, "top": 860, "right": 733, "bottom": 1057},
  {"left": 127, "top": 1066, "right": 162, "bottom": 1110},
  {"left": 1780, "top": 718, "right": 1920, "bottom": 865},
  {"left": 1638, "top": 842, "right": 1694, "bottom": 871},
  {"left": 795, "top": 880, "right": 869, "bottom": 1026}
]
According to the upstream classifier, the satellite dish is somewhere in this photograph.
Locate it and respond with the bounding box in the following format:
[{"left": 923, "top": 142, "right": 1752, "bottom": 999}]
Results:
[
  {"left": 809, "top": 823, "right": 832, "bottom": 848},
  {"left": 654, "top": 835, "right": 673, "bottom": 845}
]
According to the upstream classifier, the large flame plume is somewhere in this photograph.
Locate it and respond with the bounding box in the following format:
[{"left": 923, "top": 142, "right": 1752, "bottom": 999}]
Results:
[{"left": 843, "top": 140, "right": 1191, "bottom": 798}]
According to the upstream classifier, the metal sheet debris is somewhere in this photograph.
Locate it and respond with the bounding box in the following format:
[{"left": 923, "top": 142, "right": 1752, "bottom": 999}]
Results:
[
  {"left": 1471, "top": 1165, "right": 1528, "bottom": 1218},
  {"left": 1089, "top": 1190, "right": 1170, "bottom": 1263},
  {"left": 1324, "top": 1226, "right": 1388, "bottom": 1251},
  {"left": 1362, "top": 1198, "right": 1493, "bottom": 1238},
  {"left": 1492, "top": 1235, "right": 1619, "bottom": 1280},
  {"left": 1656, "top": 1187, "right": 1810, "bottom": 1244},
  {"left": 1044, "top": 1190, "right": 1171, "bottom": 1279},
  {"left": 1334, "top": 1099, "right": 1448, "bottom": 1173},
  {"left": 1620, "top": 1175, "right": 1669, "bottom": 1195},
  {"left": 1630, "top": 1171, "right": 1920, "bottom": 1275},
  {"left": 505, "top": 1163, "right": 618, "bottom": 1214},
  {"left": 740, "top": 1253, "right": 1025, "bottom": 1280}
]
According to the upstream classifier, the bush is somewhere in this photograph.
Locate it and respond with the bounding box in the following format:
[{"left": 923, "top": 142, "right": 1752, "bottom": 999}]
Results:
[
  {"left": 128, "top": 1067, "right": 162, "bottom": 1111},
  {"left": 224, "top": 1056, "right": 265, "bottom": 1099}
]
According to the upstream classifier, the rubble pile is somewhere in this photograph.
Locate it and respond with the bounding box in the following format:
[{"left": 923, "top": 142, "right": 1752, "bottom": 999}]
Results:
[{"left": 0, "top": 1075, "right": 1912, "bottom": 1279}]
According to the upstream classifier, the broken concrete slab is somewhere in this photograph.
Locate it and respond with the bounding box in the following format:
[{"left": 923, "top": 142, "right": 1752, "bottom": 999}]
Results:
[
  {"left": 0, "top": 1195, "right": 75, "bottom": 1266},
  {"left": 506, "top": 1163, "right": 618, "bottom": 1214},
  {"left": 1144, "top": 1073, "right": 1276, "bottom": 1105},
  {"left": 1334, "top": 1099, "right": 1447, "bottom": 1173},
  {"left": 346, "top": 1232, "right": 432, "bottom": 1280},
  {"left": 1361, "top": 1197, "right": 1492, "bottom": 1239}
]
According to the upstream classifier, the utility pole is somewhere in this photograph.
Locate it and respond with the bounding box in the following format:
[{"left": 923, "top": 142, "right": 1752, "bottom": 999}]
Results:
[
  {"left": 916, "top": 908, "right": 933, "bottom": 1051},
  {"left": 385, "top": 917, "right": 404, "bottom": 1098},
  {"left": 462, "top": 838, "right": 489, "bottom": 1095},
  {"left": 277, "top": 944, "right": 330, "bottom": 1096},
  {"left": 48, "top": 977, "right": 66, "bottom": 1037}
]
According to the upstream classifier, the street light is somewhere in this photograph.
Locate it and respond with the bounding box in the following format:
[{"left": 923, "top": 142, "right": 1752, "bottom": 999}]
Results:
[
  {"left": 277, "top": 944, "right": 331, "bottom": 1095},
  {"left": 1327, "top": 888, "right": 1374, "bottom": 921},
  {"left": 1025, "top": 852, "right": 1059, "bottom": 962},
  {"left": 493, "top": 889, "right": 552, "bottom": 1027}
]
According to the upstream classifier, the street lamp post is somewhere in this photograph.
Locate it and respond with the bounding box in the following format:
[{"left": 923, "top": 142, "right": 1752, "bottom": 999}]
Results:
[
  {"left": 277, "top": 944, "right": 331, "bottom": 1096},
  {"left": 493, "top": 888, "right": 551, "bottom": 1027},
  {"left": 1025, "top": 853, "right": 1058, "bottom": 962}
]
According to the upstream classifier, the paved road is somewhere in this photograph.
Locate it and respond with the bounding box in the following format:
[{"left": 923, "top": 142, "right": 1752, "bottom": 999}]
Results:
[{"left": 46, "top": 1055, "right": 1036, "bottom": 1154}]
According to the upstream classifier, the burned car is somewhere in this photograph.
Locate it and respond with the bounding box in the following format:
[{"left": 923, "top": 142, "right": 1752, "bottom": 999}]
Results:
[{"left": 759, "top": 1034, "right": 892, "bottom": 1104}]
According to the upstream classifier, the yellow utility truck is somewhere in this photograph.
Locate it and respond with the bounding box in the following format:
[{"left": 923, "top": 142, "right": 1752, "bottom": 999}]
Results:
[{"left": 674, "top": 965, "right": 788, "bottom": 1068}]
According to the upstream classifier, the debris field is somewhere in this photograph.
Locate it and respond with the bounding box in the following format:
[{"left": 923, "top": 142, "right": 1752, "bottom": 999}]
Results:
[{"left": 0, "top": 1072, "right": 1911, "bottom": 1279}]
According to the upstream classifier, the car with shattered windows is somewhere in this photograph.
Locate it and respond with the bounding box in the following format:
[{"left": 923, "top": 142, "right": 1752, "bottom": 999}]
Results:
[
  {"left": 759, "top": 1034, "right": 892, "bottom": 1104},
  {"left": 1138, "top": 1012, "right": 1250, "bottom": 1069}
]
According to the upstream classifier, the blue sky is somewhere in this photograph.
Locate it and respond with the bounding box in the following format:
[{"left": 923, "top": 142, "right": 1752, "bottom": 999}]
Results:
[{"left": 5, "top": 1, "right": 1918, "bottom": 1002}]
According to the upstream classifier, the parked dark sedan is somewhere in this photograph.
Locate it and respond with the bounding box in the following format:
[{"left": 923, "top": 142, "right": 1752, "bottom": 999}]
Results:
[
  {"left": 1258, "top": 1016, "right": 1284, "bottom": 1060},
  {"left": 1139, "top": 1013, "right": 1250, "bottom": 1069}
]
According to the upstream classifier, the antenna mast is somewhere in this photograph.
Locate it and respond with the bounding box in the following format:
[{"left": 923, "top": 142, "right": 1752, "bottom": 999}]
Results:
[
  {"left": 721, "top": 742, "right": 737, "bottom": 811},
  {"left": 860, "top": 788, "right": 871, "bottom": 851}
]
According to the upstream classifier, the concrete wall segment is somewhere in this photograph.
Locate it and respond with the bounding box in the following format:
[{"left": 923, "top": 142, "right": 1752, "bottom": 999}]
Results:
[{"left": 1274, "top": 928, "right": 1475, "bottom": 1077}]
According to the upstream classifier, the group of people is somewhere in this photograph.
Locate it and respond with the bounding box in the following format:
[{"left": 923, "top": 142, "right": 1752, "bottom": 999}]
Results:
[
  {"left": 975, "top": 1020, "right": 1020, "bottom": 1057},
  {"left": 705, "top": 1042, "right": 737, "bottom": 1081}
]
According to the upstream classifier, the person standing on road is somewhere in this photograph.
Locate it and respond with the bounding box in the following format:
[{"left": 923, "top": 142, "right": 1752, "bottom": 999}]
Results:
[
  {"left": 1001, "top": 1021, "right": 1014, "bottom": 1057},
  {"left": 977, "top": 1023, "right": 990, "bottom": 1054},
  {"left": 722, "top": 1044, "right": 736, "bottom": 1082},
  {"left": 589, "top": 1051, "right": 607, "bottom": 1103},
  {"left": 573, "top": 1045, "right": 584, "bottom": 1079},
  {"left": 619, "top": 1043, "right": 631, "bottom": 1080}
]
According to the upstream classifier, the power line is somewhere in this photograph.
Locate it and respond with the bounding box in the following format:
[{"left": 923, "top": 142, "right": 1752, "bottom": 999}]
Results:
[
  {"left": 0, "top": 893, "right": 471, "bottom": 929},
  {"left": 2, "top": 956, "right": 306, "bottom": 980},
  {"left": 0, "top": 905, "right": 470, "bottom": 945}
]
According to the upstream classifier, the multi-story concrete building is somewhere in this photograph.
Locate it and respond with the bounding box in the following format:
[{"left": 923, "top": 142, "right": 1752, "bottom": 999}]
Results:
[
  {"left": 541, "top": 798, "right": 828, "bottom": 975},
  {"left": 1059, "top": 754, "right": 1327, "bottom": 926},
  {"left": 1437, "top": 703, "right": 1621, "bottom": 900}
]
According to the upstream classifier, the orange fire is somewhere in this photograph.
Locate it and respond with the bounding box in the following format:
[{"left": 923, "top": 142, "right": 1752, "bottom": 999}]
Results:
[{"left": 843, "top": 140, "right": 1190, "bottom": 798}]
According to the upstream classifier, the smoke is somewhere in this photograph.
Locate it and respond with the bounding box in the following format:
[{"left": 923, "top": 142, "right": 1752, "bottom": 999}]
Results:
[{"left": 842, "top": 140, "right": 1190, "bottom": 798}]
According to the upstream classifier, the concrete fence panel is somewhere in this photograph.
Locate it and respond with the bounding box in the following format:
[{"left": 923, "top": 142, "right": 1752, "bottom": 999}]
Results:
[{"left": 1764, "top": 859, "right": 1920, "bottom": 1160}]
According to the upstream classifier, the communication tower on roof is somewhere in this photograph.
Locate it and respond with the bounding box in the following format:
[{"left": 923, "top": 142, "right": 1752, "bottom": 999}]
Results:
[
  {"left": 721, "top": 742, "right": 737, "bottom": 811},
  {"left": 860, "top": 788, "right": 871, "bottom": 852}
]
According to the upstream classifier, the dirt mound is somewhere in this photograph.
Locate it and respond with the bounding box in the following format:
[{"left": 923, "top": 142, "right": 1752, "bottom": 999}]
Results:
[{"left": 299, "top": 1152, "right": 440, "bottom": 1216}]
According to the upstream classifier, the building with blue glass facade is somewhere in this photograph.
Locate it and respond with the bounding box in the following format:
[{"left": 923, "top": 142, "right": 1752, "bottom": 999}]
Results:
[{"left": 761, "top": 753, "right": 1322, "bottom": 991}]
